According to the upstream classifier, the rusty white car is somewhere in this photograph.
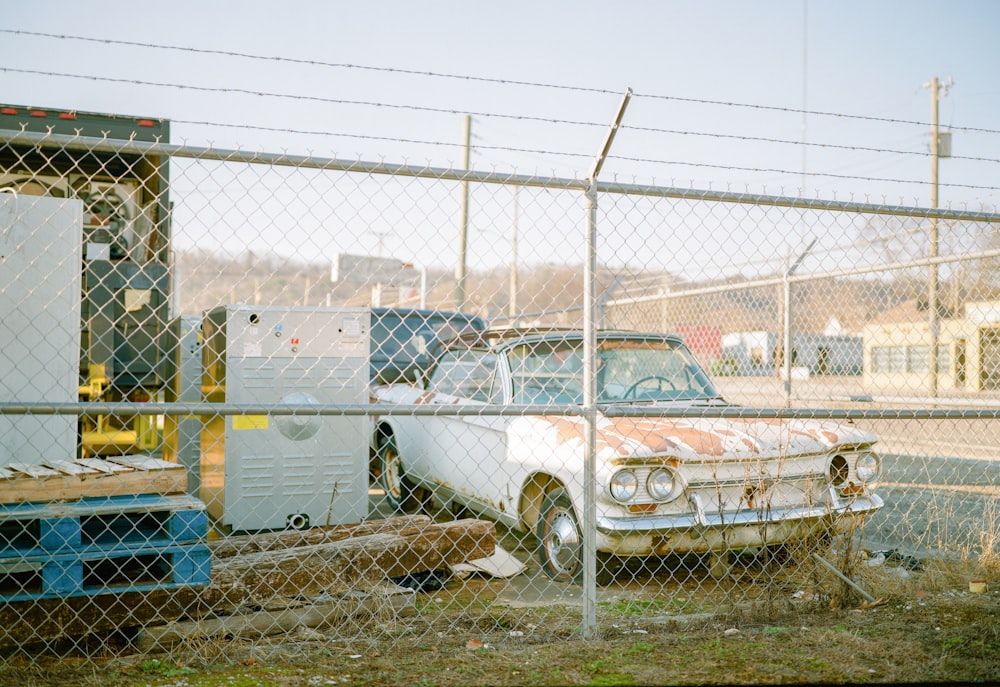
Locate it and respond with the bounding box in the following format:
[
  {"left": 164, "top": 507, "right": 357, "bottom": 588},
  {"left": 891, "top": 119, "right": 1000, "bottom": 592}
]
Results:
[{"left": 371, "top": 329, "right": 884, "bottom": 584}]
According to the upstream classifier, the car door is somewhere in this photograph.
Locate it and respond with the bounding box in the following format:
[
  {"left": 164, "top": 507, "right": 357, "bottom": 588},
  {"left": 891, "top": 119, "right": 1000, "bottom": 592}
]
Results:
[{"left": 419, "top": 349, "right": 508, "bottom": 514}]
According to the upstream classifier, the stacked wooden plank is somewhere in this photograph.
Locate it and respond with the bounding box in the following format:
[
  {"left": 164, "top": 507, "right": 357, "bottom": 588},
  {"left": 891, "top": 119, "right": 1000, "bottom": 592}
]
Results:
[{"left": 0, "top": 455, "right": 188, "bottom": 506}]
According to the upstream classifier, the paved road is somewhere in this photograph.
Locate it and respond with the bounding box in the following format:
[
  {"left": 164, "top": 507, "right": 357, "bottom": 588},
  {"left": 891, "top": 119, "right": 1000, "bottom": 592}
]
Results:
[
  {"left": 717, "top": 376, "right": 999, "bottom": 558},
  {"left": 860, "top": 452, "right": 999, "bottom": 558}
]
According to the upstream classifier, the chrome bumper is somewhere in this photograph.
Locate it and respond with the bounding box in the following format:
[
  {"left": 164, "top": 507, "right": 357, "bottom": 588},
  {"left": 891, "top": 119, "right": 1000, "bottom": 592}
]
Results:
[{"left": 596, "top": 489, "right": 884, "bottom": 535}]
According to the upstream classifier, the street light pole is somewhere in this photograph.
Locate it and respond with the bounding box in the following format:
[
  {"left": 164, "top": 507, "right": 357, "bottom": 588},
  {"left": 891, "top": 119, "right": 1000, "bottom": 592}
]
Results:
[
  {"left": 782, "top": 237, "right": 817, "bottom": 407},
  {"left": 508, "top": 187, "right": 519, "bottom": 319}
]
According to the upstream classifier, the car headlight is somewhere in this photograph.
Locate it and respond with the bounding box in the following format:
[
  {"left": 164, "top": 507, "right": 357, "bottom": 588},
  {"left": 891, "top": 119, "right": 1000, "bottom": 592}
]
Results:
[
  {"left": 646, "top": 467, "right": 677, "bottom": 502},
  {"left": 609, "top": 469, "right": 638, "bottom": 502},
  {"left": 855, "top": 453, "right": 881, "bottom": 483},
  {"left": 829, "top": 454, "right": 849, "bottom": 487}
]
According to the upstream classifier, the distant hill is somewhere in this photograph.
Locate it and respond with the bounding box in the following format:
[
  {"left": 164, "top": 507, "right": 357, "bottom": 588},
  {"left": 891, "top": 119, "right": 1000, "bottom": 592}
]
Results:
[{"left": 174, "top": 249, "right": 915, "bottom": 335}]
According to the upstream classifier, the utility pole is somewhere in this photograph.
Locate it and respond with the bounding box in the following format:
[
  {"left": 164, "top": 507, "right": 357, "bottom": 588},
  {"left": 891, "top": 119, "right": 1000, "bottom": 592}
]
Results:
[
  {"left": 924, "top": 76, "right": 951, "bottom": 398},
  {"left": 508, "top": 187, "right": 519, "bottom": 319},
  {"left": 455, "top": 115, "right": 471, "bottom": 312}
]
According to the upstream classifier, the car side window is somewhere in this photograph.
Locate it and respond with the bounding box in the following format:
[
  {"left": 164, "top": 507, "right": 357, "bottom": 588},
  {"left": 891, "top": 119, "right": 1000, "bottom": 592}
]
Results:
[
  {"left": 508, "top": 344, "right": 584, "bottom": 404},
  {"left": 428, "top": 350, "right": 496, "bottom": 402}
]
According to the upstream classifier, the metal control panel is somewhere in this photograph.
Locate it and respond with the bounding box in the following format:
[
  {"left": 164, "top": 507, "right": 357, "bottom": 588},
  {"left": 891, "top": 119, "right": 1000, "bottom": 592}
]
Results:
[
  {"left": 199, "top": 305, "right": 370, "bottom": 531},
  {"left": 0, "top": 194, "right": 82, "bottom": 465}
]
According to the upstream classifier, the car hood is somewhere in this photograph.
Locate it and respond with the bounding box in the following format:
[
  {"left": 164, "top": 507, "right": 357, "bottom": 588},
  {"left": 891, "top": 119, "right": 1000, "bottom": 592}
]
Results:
[{"left": 512, "top": 413, "right": 876, "bottom": 462}]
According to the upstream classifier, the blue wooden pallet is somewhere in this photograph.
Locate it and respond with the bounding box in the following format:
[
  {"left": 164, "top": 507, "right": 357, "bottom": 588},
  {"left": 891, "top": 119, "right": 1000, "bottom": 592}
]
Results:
[
  {"left": 0, "top": 541, "right": 211, "bottom": 602},
  {"left": 0, "top": 493, "right": 207, "bottom": 555}
]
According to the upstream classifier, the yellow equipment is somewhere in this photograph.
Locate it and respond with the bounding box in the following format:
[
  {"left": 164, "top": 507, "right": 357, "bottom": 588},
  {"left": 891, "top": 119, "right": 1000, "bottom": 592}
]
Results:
[{"left": 78, "top": 363, "right": 157, "bottom": 457}]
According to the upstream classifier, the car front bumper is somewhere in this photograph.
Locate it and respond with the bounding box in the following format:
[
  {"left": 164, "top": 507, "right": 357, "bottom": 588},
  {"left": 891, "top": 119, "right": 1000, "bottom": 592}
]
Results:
[{"left": 594, "top": 489, "right": 884, "bottom": 556}]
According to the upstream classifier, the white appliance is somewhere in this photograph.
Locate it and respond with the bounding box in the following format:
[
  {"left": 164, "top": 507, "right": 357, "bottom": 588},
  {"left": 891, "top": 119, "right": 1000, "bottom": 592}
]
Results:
[{"left": 200, "top": 305, "right": 370, "bottom": 531}]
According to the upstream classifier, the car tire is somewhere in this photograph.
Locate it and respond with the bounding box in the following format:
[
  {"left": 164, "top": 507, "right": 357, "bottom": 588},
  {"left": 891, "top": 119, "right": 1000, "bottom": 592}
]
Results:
[
  {"left": 379, "top": 436, "right": 430, "bottom": 515},
  {"left": 536, "top": 487, "right": 619, "bottom": 586}
]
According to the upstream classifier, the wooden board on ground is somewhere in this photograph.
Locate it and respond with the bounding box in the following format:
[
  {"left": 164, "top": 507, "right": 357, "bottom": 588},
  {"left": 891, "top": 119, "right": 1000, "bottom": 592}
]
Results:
[
  {"left": 0, "top": 455, "right": 187, "bottom": 505},
  {"left": 207, "top": 514, "right": 437, "bottom": 559},
  {"left": 138, "top": 585, "right": 417, "bottom": 648}
]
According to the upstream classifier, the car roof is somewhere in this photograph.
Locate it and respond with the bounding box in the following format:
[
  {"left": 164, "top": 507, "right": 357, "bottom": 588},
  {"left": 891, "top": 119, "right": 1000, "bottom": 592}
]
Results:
[
  {"left": 370, "top": 307, "right": 486, "bottom": 327},
  {"left": 446, "top": 327, "right": 686, "bottom": 352}
]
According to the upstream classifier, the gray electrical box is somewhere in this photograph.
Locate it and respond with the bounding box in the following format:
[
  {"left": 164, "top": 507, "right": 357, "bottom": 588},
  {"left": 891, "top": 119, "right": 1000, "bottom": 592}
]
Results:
[
  {"left": 200, "top": 305, "right": 370, "bottom": 531},
  {"left": 162, "top": 314, "right": 204, "bottom": 495},
  {"left": 81, "top": 259, "right": 170, "bottom": 391},
  {"left": 0, "top": 194, "right": 82, "bottom": 465}
]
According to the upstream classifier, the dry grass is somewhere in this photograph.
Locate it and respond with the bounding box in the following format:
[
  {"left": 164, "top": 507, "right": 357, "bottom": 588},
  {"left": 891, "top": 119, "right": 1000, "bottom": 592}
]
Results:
[
  {"left": 2, "top": 510, "right": 997, "bottom": 687},
  {"left": 2, "top": 552, "right": 997, "bottom": 687}
]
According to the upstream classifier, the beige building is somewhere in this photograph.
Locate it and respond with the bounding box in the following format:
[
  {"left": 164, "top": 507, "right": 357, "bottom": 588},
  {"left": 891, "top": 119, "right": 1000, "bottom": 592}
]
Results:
[{"left": 863, "top": 301, "right": 1000, "bottom": 394}]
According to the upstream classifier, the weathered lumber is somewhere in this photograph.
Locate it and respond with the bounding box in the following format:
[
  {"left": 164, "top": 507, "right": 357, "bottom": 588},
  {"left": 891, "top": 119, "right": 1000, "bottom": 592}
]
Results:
[
  {"left": 138, "top": 586, "right": 416, "bottom": 648},
  {"left": 208, "top": 518, "right": 496, "bottom": 610},
  {"left": 0, "top": 457, "right": 187, "bottom": 505},
  {"left": 0, "top": 587, "right": 214, "bottom": 649},
  {"left": 0, "top": 517, "right": 495, "bottom": 649},
  {"left": 208, "top": 514, "right": 434, "bottom": 559}
]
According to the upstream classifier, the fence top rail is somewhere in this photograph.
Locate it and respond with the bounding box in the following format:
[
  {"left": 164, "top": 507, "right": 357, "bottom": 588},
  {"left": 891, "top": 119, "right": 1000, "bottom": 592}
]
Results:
[
  {"left": 2, "top": 402, "right": 1000, "bottom": 421},
  {"left": 2, "top": 130, "right": 998, "bottom": 224}
]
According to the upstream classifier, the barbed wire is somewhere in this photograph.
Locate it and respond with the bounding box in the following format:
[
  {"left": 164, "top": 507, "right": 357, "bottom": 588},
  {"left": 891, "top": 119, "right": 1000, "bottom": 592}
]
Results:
[
  {"left": 6, "top": 66, "right": 997, "bottom": 193},
  {"left": 621, "top": 125, "right": 1000, "bottom": 165},
  {"left": 168, "top": 120, "right": 999, "bottom": 195},
  {"left": 5, "top": 67, "right": 991, "bottom": 194},
  {"left": 604, "top": 215, "right": 986, "bottom": 281},
  {"left": 165, "top": 115, "right": 1000, "bottom": 175},
  {"left": 5, "top": 29, "right": 1000, "bottom": 137},
  {"left": 0, "top": 67, "right": 606, "bottom": 130},
  {"left": 168, "top": 118, "right": 593, "bottom": 162},
  {"left": 606, "top": 154, "right": 1000, "bottom": 192},
  {"left": 631, "top": 92, "right": 1000, "bottom": 136},
  {"left": 0, "top": 29, "right": 617, "bottom": 97},
  {"left": 2, "top": 34, "right": 997, "bottom": 196}
]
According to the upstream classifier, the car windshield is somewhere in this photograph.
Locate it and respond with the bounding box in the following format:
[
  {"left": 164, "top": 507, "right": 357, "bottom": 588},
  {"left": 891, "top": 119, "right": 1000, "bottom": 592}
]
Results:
[{"left": 507, "top": 338, "right": 719, "bottom": 404}]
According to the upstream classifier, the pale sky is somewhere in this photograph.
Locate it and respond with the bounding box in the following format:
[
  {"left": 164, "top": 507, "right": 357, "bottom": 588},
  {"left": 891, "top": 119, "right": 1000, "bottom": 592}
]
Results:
[{"left": 2, "top": 1, "right": 998, "bottom": 278}]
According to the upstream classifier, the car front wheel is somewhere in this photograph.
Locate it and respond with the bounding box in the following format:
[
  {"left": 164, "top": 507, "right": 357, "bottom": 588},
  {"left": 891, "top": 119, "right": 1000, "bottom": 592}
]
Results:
[
  {"left": 379, "top": 436, "right": 430, "bottom": 515},
  {"left": 536, "top": 487, "right": 619, "bottom": 585}
]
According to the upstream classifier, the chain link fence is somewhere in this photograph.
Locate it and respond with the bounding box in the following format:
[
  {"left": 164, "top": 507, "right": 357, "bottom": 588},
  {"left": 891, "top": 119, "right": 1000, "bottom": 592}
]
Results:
[{"left": 0, "top": 104, "right": 998, "bottom": 671}]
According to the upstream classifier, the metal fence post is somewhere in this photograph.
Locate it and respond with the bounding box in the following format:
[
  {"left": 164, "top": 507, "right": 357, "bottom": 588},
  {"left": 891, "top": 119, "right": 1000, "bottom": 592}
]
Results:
[
  {"left": 582, "top": 88, "right": 631, "bottom": 639},
  {"left": 582, "top": 182, "right": 599, "bottom": 640}
]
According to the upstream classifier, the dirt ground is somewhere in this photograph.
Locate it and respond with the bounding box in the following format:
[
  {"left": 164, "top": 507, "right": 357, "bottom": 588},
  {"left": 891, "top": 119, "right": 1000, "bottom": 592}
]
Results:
[{"left": 3, "top": 563, "right": 998, "bottom": 687}]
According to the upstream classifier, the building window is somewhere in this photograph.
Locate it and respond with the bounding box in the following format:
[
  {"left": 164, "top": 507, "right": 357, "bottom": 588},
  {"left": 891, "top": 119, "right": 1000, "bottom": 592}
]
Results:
[
  {"left": 871, "top": 344, "right": 951, "bottom": 374},
  {"left": 872, "top": 346, "right": 891, "bottom": 373},
  {"left": 908, "top": 346, "right": 930, "bottom": 374},
  {"left": 889, "top": 346, "right": 907, "bottom": 373}
]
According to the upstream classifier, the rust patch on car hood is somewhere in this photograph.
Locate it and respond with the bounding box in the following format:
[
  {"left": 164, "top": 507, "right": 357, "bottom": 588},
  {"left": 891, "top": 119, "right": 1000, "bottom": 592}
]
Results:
[
  {"left": 373, "top": 385, "right": 875, "bottom": 461},
  {"left": 525, "top": 413, "right": 873, "bottom": 461}
]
